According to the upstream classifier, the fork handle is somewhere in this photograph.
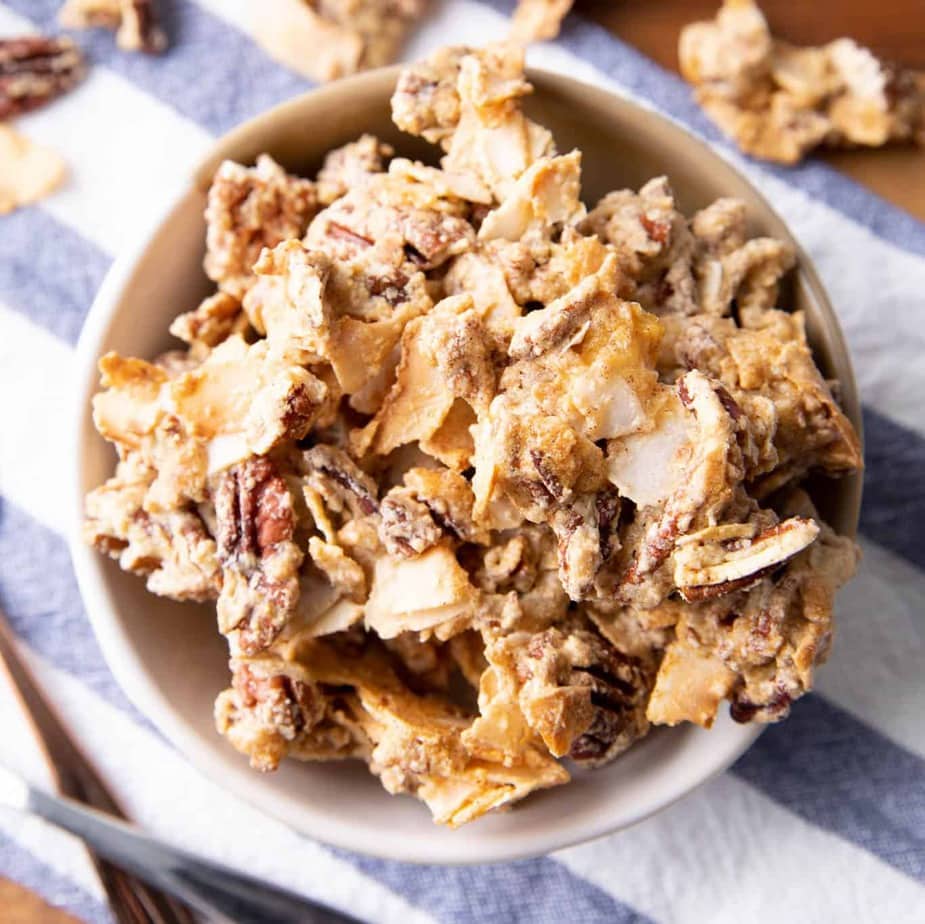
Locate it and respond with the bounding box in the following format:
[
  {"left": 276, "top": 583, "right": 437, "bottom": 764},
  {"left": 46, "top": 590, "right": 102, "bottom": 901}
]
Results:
[{"left": 23, "top": 785, "right": 359, "bottom": 924}]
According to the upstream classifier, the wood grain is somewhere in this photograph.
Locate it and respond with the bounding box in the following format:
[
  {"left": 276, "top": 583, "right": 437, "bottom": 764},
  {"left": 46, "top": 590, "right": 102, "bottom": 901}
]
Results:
[
  {"left": 583, "top": 0, "right": 925, "bottom": 221},
  {"left": 0, "top": 877, "right": 84, "bottom": 924}
]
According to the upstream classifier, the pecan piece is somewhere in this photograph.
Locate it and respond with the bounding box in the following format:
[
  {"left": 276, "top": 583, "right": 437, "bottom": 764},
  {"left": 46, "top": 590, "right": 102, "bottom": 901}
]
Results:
[
  {"left": 215, "top": 657, "right": 368, "bottom": 771},
  {"left": 0, "top": 36, "right": 86, "bottom": 119},
  {"left": 378, "top": 487, "right": 443, "bottom": 558},
  {"left": 302, "top": 445, "right": 379, "bottom": 518},
  {"left": 214, "top": 456, "right": 303, "bottom": 655},
  {"left": 487, "top": 621, "right": 652, "bottom": 767},
  {"left": 674, "top": 517, "right": 820, "bottom": 602}
]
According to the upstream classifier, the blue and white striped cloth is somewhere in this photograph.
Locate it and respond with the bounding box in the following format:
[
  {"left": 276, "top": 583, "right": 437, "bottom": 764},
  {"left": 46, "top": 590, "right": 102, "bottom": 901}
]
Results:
[{"left": 1, "top": 1, "right": 923, "bottom": 921}]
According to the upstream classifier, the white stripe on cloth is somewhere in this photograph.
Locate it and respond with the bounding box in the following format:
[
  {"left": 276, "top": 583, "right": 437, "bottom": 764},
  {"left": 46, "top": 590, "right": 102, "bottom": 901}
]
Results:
[
  {"left": 0, "top": 304, "right": 75, "bottom": 533},
  {"left": 556, "top": 772, "right": 925, "bottom": 924},
  {"left": 0, "top": 645, "right": 438, "bottom": 924},
  {"left": 813, "top": 541, "right": 925, "bottom": 759},
  {"left": 189, "top": 0, "right": 252, "bottom": 32},
  {"left": 0, "top": 5, "right": 212, "bottom": 258}
]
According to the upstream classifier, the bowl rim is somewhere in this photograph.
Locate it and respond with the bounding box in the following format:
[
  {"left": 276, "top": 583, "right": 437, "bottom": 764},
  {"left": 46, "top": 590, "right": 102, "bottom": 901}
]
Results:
[{"left": 68, "top": 63, "right": 859, "bottom": 865}]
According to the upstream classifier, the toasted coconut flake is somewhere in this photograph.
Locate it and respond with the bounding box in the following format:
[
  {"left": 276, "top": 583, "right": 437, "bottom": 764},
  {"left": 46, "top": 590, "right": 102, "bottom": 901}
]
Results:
[{"left": 365, "top": 542, "right": 479, "bottom": 638}]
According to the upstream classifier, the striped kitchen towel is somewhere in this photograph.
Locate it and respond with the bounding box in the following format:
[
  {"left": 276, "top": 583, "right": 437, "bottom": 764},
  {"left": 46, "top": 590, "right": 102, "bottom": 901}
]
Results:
[{"left": 1, "top": 1, "right": 923, "bottom": 921}]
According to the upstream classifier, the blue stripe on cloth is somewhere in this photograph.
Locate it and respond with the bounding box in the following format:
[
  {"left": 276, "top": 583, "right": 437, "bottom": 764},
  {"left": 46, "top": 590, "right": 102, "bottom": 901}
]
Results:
[
  {"left": 0, "top": 832, "right": 113, "bottom": 924},
  {"left": 0, "top": 209, "right": 109, "bottom": 345},
  {"left": 479, "top": 0, "right": 925, "bottom": 259},
  {"left": 338, "top": 853, "right": 654, "bottom": 923},
  {"left": 859, "top": 407, "right": 925, "bottom": 572},
  {"left": 3, "top": 0, "right": 313, "bottom": 135},
  {"left": 732, "top": 694, "right": 925, "bottom": 882},
  {"left": 0, "top": 497, "right": 141, "bottom": 717}
]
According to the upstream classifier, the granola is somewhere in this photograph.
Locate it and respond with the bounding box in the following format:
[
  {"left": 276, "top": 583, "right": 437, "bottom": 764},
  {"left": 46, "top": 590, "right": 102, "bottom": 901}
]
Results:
[
  {"left": 680, "top": 0, "right": 925, "bottom": 163},
  {"left": 85, "top": 44, "right": 862, "bottom": 827},
  {"left": 252, "top": 0, "right": 426, "bottom": 83},
  {"left": 59, "top": 0, "right": 167, "bottom": 54},
  {"left": 509, "top": 0, "right": 575, "bottom": 44},
  {"left": 0, "top": 123, "right": 67, "bottom": 215}
]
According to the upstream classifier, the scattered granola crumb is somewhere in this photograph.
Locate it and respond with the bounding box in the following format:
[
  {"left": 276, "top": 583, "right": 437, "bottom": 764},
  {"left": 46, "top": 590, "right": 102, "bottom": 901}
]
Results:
[
  {"left": 251, "top": 0, "right": 426, "bottom": 83},
  {"left": 509, "top": 0, "right": 575, "bottom": 44},
  {"left": 59, "top": 0, "right": 167, "bottom": 55},
  {"left": 0, "top": 123, "right": 67, "bottom": 214}
]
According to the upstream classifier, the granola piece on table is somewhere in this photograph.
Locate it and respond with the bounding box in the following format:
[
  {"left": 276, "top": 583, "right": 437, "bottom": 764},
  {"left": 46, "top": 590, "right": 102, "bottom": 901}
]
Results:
[
  {"left": 59, "top": 0, "right": 167, "bottom": 54},
  {"left": 679, "top": 0, "right": 925, "bottom": 163},
  {"left": 0, "top": 124, "right": 67, "bottom": 214},
  {"left": 251, "top": 0, "right": 426, "bottom": 83},
  {"left": 509, "top": 0, "right": 574, "bottom": 44}
]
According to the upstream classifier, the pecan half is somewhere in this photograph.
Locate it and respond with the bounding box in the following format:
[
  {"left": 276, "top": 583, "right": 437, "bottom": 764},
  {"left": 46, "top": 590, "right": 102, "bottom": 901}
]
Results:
[
  {"left": 0, "top": 36, "right": 86, "bottom": 119},
  {"left": 214, "top": 456, "right": 302, "bottom": 655}
]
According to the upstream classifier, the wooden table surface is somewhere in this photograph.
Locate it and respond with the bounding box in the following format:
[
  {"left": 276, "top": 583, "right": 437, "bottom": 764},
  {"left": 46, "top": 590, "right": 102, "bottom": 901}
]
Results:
[{"left": 3, "top": 2, "right": 922, "bottom": 921}]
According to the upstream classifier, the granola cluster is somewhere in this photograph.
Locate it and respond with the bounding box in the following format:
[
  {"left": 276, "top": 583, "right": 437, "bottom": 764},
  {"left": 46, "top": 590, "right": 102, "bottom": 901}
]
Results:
[
  {"left": 680, "top": 0, "right": 925, "bottom": 163},
  {"left": 85, "top": 45, "right": 862, "bottom": 826},
  {"left": 58, "top": 0, "right": 167, "bottom": 54},
  {"left": 251, "top": 0, "right": 428, "bottom": 83},
  {"left": 509, "top": 0, "right": 575, "bottom": 43}
]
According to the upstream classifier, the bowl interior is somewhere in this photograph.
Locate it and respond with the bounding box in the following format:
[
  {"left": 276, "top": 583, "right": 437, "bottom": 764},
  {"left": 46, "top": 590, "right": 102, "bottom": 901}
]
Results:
[{"left": 71, "top": 67, "right": 861, "bottom": 864}]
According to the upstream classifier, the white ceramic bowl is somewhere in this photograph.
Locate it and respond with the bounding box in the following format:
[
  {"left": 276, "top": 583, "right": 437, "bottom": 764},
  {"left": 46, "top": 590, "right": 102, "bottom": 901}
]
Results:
[{"left": 70, "top": 67, "right": 861, "bottom": 864}]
